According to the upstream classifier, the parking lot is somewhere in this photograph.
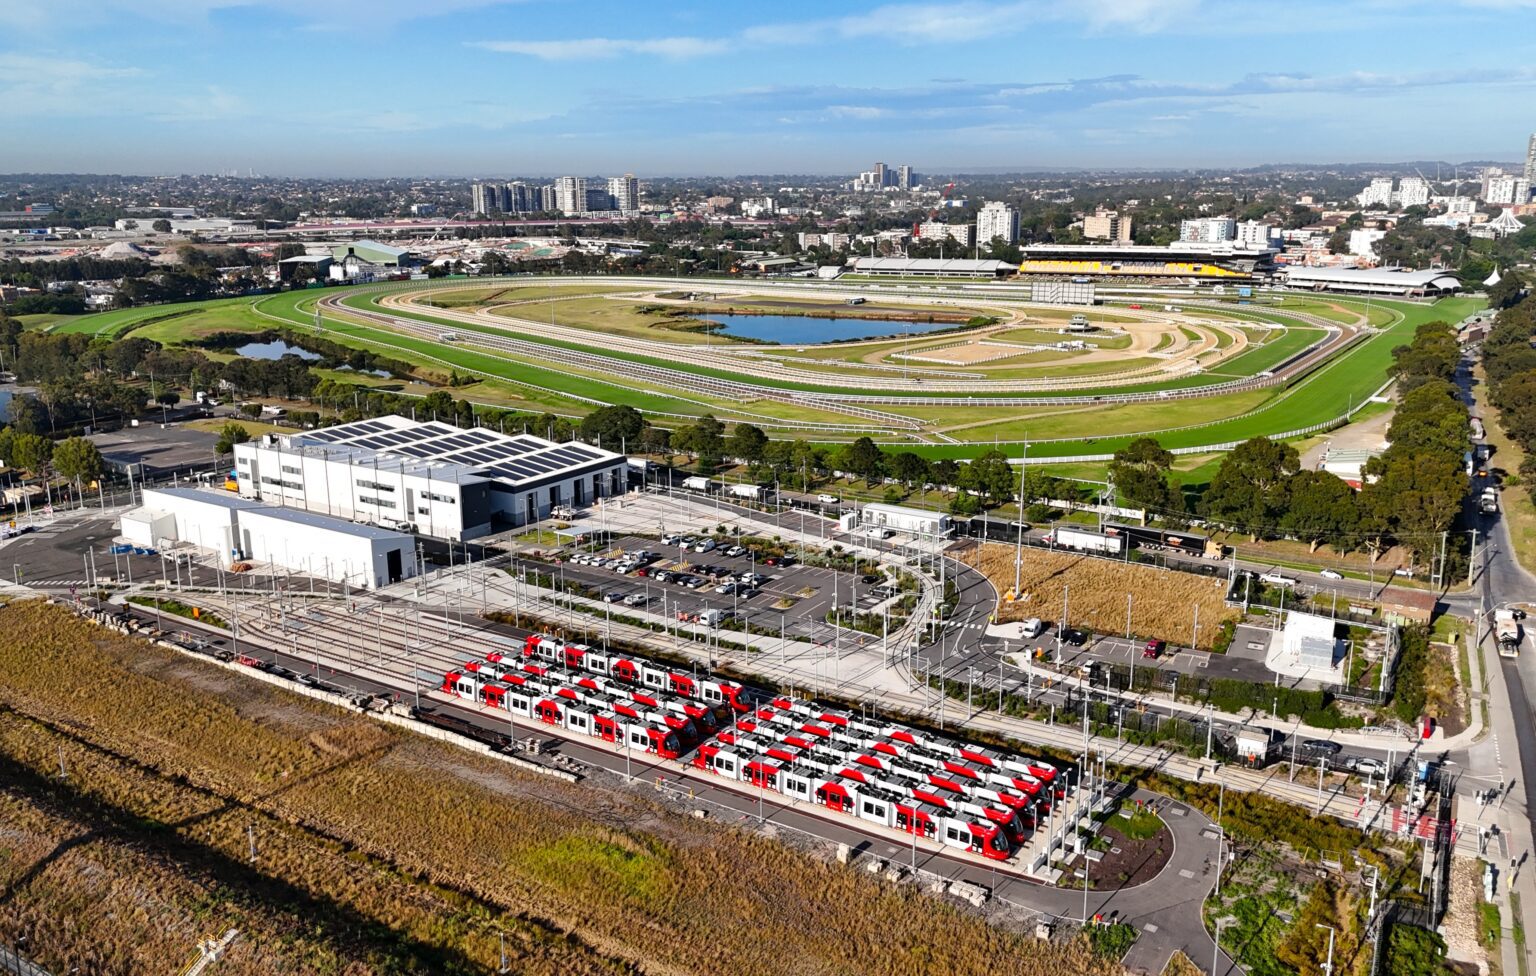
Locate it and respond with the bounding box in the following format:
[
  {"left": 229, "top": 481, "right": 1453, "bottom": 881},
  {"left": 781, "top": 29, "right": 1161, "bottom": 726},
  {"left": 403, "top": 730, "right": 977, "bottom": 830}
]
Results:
[{"left": 522, "top": 532, "right": 900, "bottom": 644}]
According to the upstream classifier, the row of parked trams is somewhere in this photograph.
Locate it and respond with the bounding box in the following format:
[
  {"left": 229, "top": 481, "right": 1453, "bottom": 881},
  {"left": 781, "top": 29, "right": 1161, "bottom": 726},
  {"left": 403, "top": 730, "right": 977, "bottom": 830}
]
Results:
[{"left": 440, "top": 633, "right": 1070, "bottom": 861}]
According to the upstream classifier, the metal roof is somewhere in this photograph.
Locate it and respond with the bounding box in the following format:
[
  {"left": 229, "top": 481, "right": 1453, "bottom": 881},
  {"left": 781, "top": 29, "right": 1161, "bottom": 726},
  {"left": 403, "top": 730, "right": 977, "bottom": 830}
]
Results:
[
  {"left": 143, "top": 486, "right": 268, "bottom": 509},
  {"left": 290, "top": 415, "right": 625, "bottom": 488},
  {"left": 851, "top": 258, "right": 1011, "bottom": 273},
  {"left": 1281, "top": 266, "right": 1461, "bottom": 288},
  {"left": 238, "top": 506, "right": 413, "bottom": 541}
]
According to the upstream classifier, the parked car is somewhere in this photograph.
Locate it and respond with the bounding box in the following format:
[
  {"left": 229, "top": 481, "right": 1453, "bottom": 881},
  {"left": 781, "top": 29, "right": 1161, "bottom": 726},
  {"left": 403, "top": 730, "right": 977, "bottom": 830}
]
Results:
[
  {"left": 604, "top": 591, "right": 624, "bottom": 603},
  {"left": 817, "top": 493, "right": 839, "bottom": 504},
  {"left": 661, "top": 533, "right": 682, "bottom": 546},
  {"left": 1352, "top": 757, "right": 1387, "bottom": 777},
  {"left": 1062, "top": 628, "right": 1091, "bottom": 646},
  {"left": 725, "top": 545, "right": 746, "bottom": 558},
  {"left": 1319, "top": 569, "right": 1343, "bottom": 580},
  {"left": 623, "top": 593, "right": 648, "bottom": 608},
  {"left": 1301, "top": 738, "right": 1341, "bottom": 756},
  {"left": 1143, "top": 639, "right": 1166, "bottom": 659},
  {"left": 694, "top": 539, "right": 717, "bottom": 553}
]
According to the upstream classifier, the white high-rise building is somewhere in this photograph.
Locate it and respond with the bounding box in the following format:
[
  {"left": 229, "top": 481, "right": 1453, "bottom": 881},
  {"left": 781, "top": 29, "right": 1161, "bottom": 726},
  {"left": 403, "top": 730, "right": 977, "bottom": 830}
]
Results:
[
  {"left": 976, "top": 201, "right": 1020, "bottom": 245},
  {"left": 1486, "top": 172, "right": 1530, "bottom": 206},
  {"left": 1526, "top": 132, "right": 1536, "bottom": 184},
  {"left": 916, "top": 221, "right": 973, "bottom": 247},
  {"left": 1179, "top": 217, "right": 1236, "bottom": 243},
  {"left": 606, "top": 174, "right": 639, "bottom": 212},
  {"left": 553, "top": 176, "right": 587, "bottom": 214},
  {"left": 1358, "top": 177, "right": 1394, "bottom": 207},
  {"left": 1234, "top": 220, "right": 1276, "bottom": 248},
  {"left": 1397, "top": 177, "right": 1430, "bottom": 208},
  {"left": 470, "top": 182, "right": 498, "bottom": 215}
]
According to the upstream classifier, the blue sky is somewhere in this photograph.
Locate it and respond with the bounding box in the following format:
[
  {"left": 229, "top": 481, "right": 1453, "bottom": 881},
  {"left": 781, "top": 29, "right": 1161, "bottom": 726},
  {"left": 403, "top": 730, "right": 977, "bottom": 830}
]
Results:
[{"left": 2, "top": 0, "right": 1533, "bottom": 176}]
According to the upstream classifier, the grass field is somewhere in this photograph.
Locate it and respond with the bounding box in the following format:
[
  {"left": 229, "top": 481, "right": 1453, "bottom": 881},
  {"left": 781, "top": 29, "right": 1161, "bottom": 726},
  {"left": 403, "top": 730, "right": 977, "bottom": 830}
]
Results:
[
  {"left": 0, "top": 600, "right": 1121, "bottom": 976},
  {"left": 962, "top": 542, "right": 1238, "bottom": 650},
  {"left": 69, "top": 283, "right": 1481, "bottom": 459}
]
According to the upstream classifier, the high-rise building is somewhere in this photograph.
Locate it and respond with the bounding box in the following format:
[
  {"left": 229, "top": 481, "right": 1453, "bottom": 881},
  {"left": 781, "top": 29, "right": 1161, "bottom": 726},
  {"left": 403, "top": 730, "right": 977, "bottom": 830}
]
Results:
[
  {"left": 1179, "top": 217, "right": 1236, "bottom": 243},
  {"left": 1525, "top": 132, "right": 1536, "bottom": 184},
  {"left": 1485, "top": 172, "right": 1528, "bottom": 206},
  {"left": 553, "top": 176, "right": 587, "bottom": 214},
  {"left": 585, "top": 187, "right": 613, "bottom": 211},
  {"left": 1397, "top": 176, "right": 1430, "bottom": 208},
  {"left": 1358, "top": 177, "right": 1394, "bottom": 207},
  {"left": 606, "top": 174, "right": 639, "bottom": 212},
  {"left": 470, "top": 182, "right": 498, "bottom": 216},
  {"left": 897, "top": 165, "right": 915, "bottom": 190},
  {"left": 976, "top": 201, "right": 1019, "bottom": 245},
  {"left": 1082, "top": 208, "right": 1133, "bottom": 243},
  {"left": 916, "top": 221, "right": 973, "bottom": 247},
  {"left": 1234, "top": 220, "right": 1276, "bottom": 248}
]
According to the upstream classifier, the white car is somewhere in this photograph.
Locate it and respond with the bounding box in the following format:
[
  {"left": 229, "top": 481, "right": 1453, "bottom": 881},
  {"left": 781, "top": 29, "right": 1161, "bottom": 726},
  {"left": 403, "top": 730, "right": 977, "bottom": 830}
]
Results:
[
  {"left": 1259, "top": 572, "right": 1297, "bottom": 587},
  {"left": 817, "top": 494, "right": 839, "bottom": 504},
  {"left": 693, "top": 539, "right": 717, "bottom": 553},
  {"left": 1319, "top": 569, "right": 1343, "bottom": 580}
]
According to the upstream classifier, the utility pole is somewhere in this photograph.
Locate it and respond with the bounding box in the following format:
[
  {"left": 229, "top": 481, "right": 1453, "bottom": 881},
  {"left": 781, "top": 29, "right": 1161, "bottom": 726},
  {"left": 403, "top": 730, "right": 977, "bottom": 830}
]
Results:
[{"left": 1315, "top": 923, "right": 1336, "bottom": 976}]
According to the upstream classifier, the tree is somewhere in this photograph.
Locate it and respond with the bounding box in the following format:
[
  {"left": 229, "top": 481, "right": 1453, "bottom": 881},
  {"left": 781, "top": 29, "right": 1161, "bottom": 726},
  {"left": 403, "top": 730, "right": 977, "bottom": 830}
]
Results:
[
  {"left": 726, "top": 423, "right": 768, "bottom": 465},
  {"left": 156, "top": 389, "right": 180, "bottom": 408},
  {"left": 1279, "top": 470, "right": 1358, "bottom": 551},
  {"left": 1364, "top": 449, "right": 1465, "bottom": 559},
  {"left": 931, "top": 459, "right": 960, "bottom": 492},
  {"left": 11, "top": 432, "right": 52, "bottom": 474},
  {"left": 1487, "top": 271, "right": 1527, "bottom": 311},
  {"left": 51, "top": 436, "right": 103, "bottom": 487},
  {"left": 1200, "top": 437, "right": 1299, "bottom": 538},
  {"left": 837, "top": 437, "right": 886, "bottom": 485},
  {"left": 579, "top": 404, "right": 646, "bottom": 448},
  {"left": 890, "top": 451, "right": 931, "bottom": 489},
  {"left": 965, "top": 450, "right": 1016, "bottom": 507},
  {"left": 239, "top": 402, "right": 264, "bottom": 419},
  {"left": 152, "top": 219, "right": 172, "bottom": 233},
  {"left": 1107, "top": 436, "right": 1180, "bottom": 519},
  {"left": 420, "top": 390, "right": 455, "bottom": 418},
  {"left": 216, "top": 422, "right": 252, "bottom": 455}
]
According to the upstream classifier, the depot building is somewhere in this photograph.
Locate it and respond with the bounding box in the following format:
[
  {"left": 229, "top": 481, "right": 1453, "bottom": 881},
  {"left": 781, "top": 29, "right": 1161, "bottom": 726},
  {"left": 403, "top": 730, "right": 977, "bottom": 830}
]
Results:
[{"left": 232, "top": 415, "right": 628, "bottom": 539}]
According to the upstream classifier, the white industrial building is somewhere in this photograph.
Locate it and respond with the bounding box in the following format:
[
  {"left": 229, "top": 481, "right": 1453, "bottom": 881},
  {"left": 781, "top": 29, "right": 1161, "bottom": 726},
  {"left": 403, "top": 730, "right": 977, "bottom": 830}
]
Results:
[
  {"left": 234, "top": 415, "right": 628, "bottom": 535},
  {"left": 236, "top": 507, "right": 417, "bottom": 589},
  {"left": 122, "top": 487, "right": 268, "bottom": 560},
  {"left": 117, "top": 487, "right": 417, "bottom": 588},
  {"left": 861, "top": 502, "right": 953, "bottom": 537}
]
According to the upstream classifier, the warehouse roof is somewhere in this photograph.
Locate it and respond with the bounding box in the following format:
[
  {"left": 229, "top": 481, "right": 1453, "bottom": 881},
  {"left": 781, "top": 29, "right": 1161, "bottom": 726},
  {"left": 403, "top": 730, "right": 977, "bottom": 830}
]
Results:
[
  {"left": 291, "top": 415, "right": 625, "bottom": 489},
  {"left": 277, "top": 254, "right": 333, "bottom": 265},
  {"left": 331, "top": 240, "right": 409, "bottom": 265},
  {"left": 239, "top": 506, "right": 413, "bottom": 541},
  {"left": 143, "top": 487, "right": 268, "bottom": 509}
]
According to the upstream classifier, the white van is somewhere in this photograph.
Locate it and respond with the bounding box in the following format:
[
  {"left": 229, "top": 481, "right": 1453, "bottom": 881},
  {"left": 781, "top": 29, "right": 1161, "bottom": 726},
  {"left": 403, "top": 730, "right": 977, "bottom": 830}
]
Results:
[{"left": 1019, "top": 618, "right": 1045, "bottom": 639}]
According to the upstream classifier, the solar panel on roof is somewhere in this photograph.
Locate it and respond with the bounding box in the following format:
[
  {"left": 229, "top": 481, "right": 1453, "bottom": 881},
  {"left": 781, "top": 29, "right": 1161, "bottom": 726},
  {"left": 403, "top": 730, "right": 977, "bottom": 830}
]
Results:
[{"left": 392, "top": 443, "right": 437, "bottom": 458}]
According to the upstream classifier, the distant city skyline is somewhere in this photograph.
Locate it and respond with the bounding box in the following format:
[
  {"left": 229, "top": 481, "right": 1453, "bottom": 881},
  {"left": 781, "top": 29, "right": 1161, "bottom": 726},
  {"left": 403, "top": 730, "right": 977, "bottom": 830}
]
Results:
[{"left": 1, "top": 0, "right": 1533, "bottom": 176}]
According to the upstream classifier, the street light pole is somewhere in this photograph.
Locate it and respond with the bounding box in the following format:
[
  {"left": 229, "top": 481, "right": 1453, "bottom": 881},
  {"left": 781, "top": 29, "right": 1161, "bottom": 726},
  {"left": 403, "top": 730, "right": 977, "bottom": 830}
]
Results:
[{"left": 1315, "top": 923, "right": 1336, "bottom": 976}]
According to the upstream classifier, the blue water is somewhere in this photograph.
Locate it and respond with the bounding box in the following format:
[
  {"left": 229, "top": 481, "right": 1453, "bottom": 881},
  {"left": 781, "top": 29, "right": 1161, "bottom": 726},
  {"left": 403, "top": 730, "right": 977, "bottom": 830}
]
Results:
[
  {"left": 706, "top": 313, "right": 962, "bottom": 344},
  {"left": 237, "top": 339, "right": 321, "bottom": 361}
]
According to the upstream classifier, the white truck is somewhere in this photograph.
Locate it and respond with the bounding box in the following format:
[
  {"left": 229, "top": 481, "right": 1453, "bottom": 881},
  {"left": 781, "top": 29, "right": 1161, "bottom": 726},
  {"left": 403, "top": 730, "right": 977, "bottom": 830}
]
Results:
[
  {"left": 681, "top": 476, "right": 715, "bottom": 493},
  {"left": 1481, "top": 488, "right": 1499, "bottom": 515},
  {"left": 1048, "top": 524, "right": 1124, "bottom": 556},
  {"left": 1496, "top": 609, "right": 1522, "bottom": 658},
  {"left": 1018, "top": 618, "right": 1045, "bottom": 639}
]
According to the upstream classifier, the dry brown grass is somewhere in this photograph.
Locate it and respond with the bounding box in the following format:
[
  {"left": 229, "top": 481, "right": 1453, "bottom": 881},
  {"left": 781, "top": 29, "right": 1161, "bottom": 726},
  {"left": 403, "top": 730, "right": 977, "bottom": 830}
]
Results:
[
  {"left": 961, "top": 542, "right": 1238, "bottom": 650},
  {"left": 0, "top": 600, "right": 1121, "bottom": 976},
  {"left": 1162, "top": 951, "right": 1203, "bottom": 976}
]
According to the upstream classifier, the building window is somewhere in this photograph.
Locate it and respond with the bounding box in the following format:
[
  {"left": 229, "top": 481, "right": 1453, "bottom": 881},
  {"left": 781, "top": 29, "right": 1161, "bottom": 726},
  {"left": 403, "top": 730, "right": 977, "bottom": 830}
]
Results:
[
  {"left": 422, "top": 491, "right": 455, "bottom": 504},
  {"left": 282, "top": 464, "right": 302, "bottom": 475},
  {"left": 357, "top": 480, "right": 395, "bottom": 492},
  {"left": 358, "top": 495, "right": 396, "bottom": 509}
]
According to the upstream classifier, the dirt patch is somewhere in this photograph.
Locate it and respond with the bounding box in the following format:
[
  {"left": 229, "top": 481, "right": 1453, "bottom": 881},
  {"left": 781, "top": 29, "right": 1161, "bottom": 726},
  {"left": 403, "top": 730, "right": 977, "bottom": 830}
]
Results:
[{"left": 1078, "top": 811, "right": 1173, "bottom": 890}]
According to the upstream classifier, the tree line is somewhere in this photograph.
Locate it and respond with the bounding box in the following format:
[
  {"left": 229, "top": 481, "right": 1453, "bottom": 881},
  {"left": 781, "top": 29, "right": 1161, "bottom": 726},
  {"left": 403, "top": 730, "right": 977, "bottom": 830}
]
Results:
[
  {"left": 1104, "top": 320, "right": 1471, "bottom": 561},
  {"left": 1480, "top": 276, "right": 1536, "bottom": 499}
]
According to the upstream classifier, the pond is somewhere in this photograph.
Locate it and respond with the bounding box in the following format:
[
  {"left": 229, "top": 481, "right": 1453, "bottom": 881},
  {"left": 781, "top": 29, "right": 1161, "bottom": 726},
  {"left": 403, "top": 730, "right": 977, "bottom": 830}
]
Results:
[
  {"left": 236, "top": 339, "right": 322, "bottom": 361},
  {"left": 703, "top": 313, "right": 964, "bottom": 345}
]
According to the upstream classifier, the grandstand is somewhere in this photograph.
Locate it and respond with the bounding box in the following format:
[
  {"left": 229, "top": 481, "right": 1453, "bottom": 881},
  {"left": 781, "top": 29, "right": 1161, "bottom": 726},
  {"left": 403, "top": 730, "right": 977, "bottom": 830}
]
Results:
[{"left": 1017, "top": 242, "right": 1277, "bottom": 280}]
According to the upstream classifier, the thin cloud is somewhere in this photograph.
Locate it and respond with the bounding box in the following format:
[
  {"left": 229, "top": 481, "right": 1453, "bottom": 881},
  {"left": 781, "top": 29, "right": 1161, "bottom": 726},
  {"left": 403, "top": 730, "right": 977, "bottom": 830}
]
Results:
[{"left": 473, "top": 36, "right": 728, "bottom": 60}]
